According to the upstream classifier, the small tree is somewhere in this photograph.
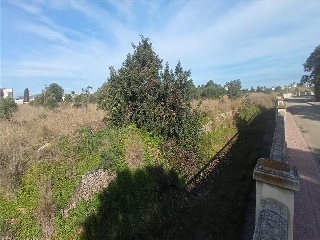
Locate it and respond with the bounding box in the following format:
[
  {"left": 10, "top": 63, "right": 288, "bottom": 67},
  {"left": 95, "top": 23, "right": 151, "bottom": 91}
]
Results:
[
  {"left": 31, "top": 93, "right": 45, "bottom": 106},
  {"left": 23, "top": 88, "right": 30, "bottom": 102},
  {"left": 226, "top": 79, "right": 242, "bottom": 99},
  {"left": 43, "top": 93, "right": 58, "bottom": 109},
  {"left": 30, "top": 84, "right": 60, "bottom": 109},
  {"left": 73, "top": 86, "right": 93, "bottom": 108},
  {"left": 64, "top": 94, "right": 73, "bottom": 103},
  {"left": 46, "top": 83, "right": 64, "bottom": 101},
  {"left": 0, "top": 98, "right": 18, "bottom": 119},
  {"left": 275, "top": 86, "right": 282, "bottom": 92},
  {"left": 98, "top": 36, "right": 201, "bottom": 145},
  {"left": 201, "top": 80, "right": 226, "bottom": 99}
]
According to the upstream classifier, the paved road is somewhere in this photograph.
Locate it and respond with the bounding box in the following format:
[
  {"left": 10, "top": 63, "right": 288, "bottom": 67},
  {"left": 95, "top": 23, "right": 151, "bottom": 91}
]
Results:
[{"left": 285, "top": 97, "right": 320, "bottom": 170}]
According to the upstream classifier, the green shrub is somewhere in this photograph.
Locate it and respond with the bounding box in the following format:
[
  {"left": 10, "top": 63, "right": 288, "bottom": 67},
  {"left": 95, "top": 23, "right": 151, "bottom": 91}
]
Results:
[
  {"left": 0, "top": 97, "right": 18, "bottom": 119},
  {"left": 236, "top": 98, "right": 259, "bottom": 129},
  {"left": 30, "top": 83, "right": 63, "bottom": 109},
  {"left": 64, "top": 94, "right": 73, "bottom": 103},
  {"left": 43, "top": 93, "right": 58, "bottom": 109},
  {"left": 98, "top": 36, "right": 201, "bottom": 147}
]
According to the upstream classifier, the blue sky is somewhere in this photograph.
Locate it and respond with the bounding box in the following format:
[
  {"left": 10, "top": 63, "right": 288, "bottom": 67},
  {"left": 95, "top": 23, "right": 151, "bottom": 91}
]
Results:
[{"left": 1, "top": 0, "right": 320, "bottom": 97}]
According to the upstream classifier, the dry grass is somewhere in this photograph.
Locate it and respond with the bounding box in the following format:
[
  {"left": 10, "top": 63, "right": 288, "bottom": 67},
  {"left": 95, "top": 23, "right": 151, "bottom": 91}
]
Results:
[
  {"left": 12, "top": 104, "right": 105, "bottom": 137},
  {"left": 192, "top": 95, "right": 244, "bottom": 128},
  {"left": 192, "top": 93, "right": 276, "bottom": 130},
  {"left": 125, "top": 136, "right": 143, "bottom": 169},
  {"left": 247, "top": 92, "right": 276, "bottom": 109},
  {"left": 192, "top": 95, "right": 244, "bottom": 117},
  {"left": 193, "top": 93, "right": 276, "bottom": 116},
  {"left": 0, "top": 104, "right": 105, "bottom": 198}
]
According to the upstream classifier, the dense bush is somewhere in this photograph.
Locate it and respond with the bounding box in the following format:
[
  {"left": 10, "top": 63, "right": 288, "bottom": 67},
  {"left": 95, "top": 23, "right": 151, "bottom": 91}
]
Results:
[
  {"left": 73, "top": 87, "right": 96, "bottom": 108},
  {"left": 198, "top": 80, "right": 226, "bottom": 99},
  {"left": 98, "top": 36, "right": 201, "bottom": 146},
  {"left": 30, "top": 83, "right": 64, "bottom": 109},
  {"left": 0, "top": 97, "right": 18, "bottom": 119},
  {"left": 63, "top": 94, "right": 73, "bottom": 103},
  {"left": 226, "top": 79, "right": 242, "bottom": 99}
]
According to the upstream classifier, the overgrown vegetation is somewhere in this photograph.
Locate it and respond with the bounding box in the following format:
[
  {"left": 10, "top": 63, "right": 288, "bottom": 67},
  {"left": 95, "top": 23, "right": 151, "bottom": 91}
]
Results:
[
  {"left": 73, "top": 86, "right": 97, "bottom": 108},
  {"left": 0, "top": 36, "right": 277, "bottom": 240},
  {"left": 0, "top": 97, "right": 18, "bottom": 119},
  {"left": 80, "top": 108, "right": 275, "bottom": 240},
  {"left": 30, "top": 83, "right": 64, "bottom": 109},
  {"left": 98, "top": 36, "right": 201, "bottom": 148},
  {"left": 0, "top": 93, "right": 274, "bottom": 239},
  {"left": 0, "top": 104, "right": 105, "bottom": 199},
  {"left": 168, "top": 109, "right": 275, "bottom": 240}
]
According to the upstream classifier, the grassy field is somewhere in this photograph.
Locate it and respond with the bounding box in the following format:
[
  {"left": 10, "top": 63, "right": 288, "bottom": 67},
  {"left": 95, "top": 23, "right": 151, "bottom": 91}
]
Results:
[
  {"left": 0, "top": 93, "right": 275, "bottom": 239},
  {"left": 0, "top": 104, "right": 105, "bottom": 198}
]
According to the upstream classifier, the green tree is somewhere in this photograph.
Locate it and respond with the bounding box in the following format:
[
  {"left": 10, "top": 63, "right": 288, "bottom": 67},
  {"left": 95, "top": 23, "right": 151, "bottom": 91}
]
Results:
[
  {"left": 264, "top": 88, "right": 272, "bottom": 94},
  {"left": 43, "top": 93, "right": 58, "bottom": 109},
  {"left": 96, "top": 82, "right": 109, "bottom": 110},
  {"left": 256, "top": 86, "right": 263, "bottom": 92},
  {"left": 0, "top": 97, "right": 18, "bottom": 119},
  {"left": 102, "top": 36, "right": 163, "bottom": 128},
  {"left": 31, "top": 93, "right": 45, "bottom": 106},
  {"left": 30, "top": 84, "right": 61, "bottom": 109},
  {"left": 23, "top": 88, "right": 30, "bottom": 102},
  {"left": 98, "top": 36, "right": 200, "bottom": 145},
  {"left": 201, "top": 80, "right": 226, "bottom": 99},
  {"left": 275, "top": 86, "right": 282, "bottom": 92},
  {"left": 46, "top": 83, "right": 64, "bottom": 101},
  {"left": 301, "top": 45, "right": 320, "bottom": 101},
  {"left": 187, "top": 80, "right": 199, "bottom": 99},
  {"left": 64, "top": 94, "right": 73, "bottom": 103},
  {"left": 226, "top": 79, "right": 242, "bottom": 99},
  {"left": 73, "top": 86, "right": 93, "bottom": 108}
]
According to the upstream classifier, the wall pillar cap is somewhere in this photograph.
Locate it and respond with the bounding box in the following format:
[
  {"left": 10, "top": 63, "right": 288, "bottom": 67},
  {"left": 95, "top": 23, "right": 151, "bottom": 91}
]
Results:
[
  {"left": 253, "top": 158, "right": 300, "bottom": 191},
  {"left": 277, "top": 103, "right": 287, "bottom": 109}
]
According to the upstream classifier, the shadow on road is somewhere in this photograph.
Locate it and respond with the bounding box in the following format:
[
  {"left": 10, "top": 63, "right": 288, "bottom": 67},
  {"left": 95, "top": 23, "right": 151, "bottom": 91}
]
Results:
[{"left": 285, "top": 99, "right": 320, "bottom": 122}]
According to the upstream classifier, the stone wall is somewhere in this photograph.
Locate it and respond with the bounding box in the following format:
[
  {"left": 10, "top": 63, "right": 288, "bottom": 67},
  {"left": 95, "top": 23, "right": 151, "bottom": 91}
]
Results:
[
  {"left": 62, "top": 169, "right": 116, "bottom": 218},
  {"left": 252, "top": 99, "right": 300, "bottom": 240}
]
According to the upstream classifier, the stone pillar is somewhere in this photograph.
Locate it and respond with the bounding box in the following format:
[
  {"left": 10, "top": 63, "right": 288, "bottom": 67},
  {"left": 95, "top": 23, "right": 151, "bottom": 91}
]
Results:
[
  {"left": 278, "top": 104, "right": 286, "bottom": 118},
  {"left": 275, "top": 98, "right": 285, "bottom": 122},
  {"left": 277, "top": 98, "right": 284, "bottom": 106},
  {"left": 253, "top": 158, "right": 300, "bottom": 240},
  {"left": 276, "top": 103, "right": 287, "bottom": 123}
]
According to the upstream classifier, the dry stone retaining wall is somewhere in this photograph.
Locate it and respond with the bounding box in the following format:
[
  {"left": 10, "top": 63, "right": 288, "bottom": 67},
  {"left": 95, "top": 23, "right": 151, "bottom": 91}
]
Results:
[{"left": 62, "top": 168, "right": 116, "bottom": 218}]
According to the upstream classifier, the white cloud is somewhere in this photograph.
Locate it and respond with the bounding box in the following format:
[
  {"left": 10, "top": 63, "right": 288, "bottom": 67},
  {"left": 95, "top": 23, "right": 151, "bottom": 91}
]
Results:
[
  {"left": 9, "top": 0, "right": 42, "bottom": 15},
  {"left": 22, "top": 23, "right": 70, "bottom": 44}
]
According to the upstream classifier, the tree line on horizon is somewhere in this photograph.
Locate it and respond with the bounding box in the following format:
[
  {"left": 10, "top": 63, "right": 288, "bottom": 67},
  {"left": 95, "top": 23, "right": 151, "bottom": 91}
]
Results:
[{"left": 2, "top": 39, "right": 319, "bottom": 120}]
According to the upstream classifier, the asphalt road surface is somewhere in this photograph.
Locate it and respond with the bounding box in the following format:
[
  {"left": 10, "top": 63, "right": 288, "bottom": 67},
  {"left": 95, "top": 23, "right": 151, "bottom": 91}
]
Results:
[{"left": 285, "top": 97, "right": 320, "bottom": 170}]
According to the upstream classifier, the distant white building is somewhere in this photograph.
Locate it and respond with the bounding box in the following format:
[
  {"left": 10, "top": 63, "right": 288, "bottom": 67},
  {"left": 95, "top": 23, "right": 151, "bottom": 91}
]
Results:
[
  {"left": 0, "top": 88, "right": 13, "bottom": 98},
  {"left": 15, "top": 99, "right": 24, "bottom": 105}
]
